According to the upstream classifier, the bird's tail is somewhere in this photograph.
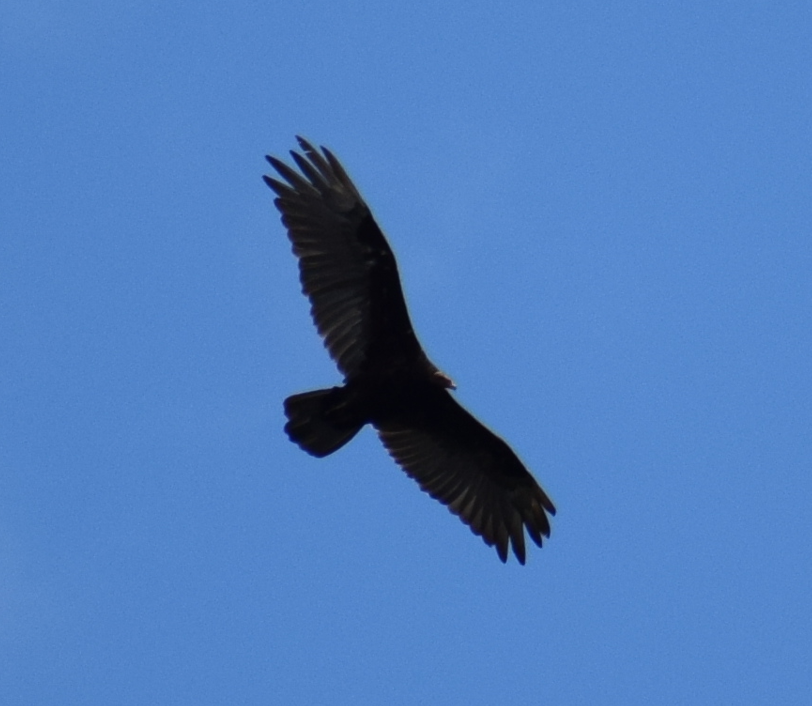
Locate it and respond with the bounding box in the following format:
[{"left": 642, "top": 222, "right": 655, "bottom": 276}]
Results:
[{"left": 283, "top": 387, "right": 363, "bottom": 457}]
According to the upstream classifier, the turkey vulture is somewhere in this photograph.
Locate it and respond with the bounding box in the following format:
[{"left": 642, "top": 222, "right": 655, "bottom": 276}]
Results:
[{"left": 264, "top": 137, "right": 555, "bottom": 564}]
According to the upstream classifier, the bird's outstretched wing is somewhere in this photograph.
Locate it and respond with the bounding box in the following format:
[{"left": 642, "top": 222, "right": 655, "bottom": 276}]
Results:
[
  {"left": 264, "top": 137, "right": 423, "bottom": 379},
  {"left": 376, "top": 389, "right": 556, "bottom": 564}
]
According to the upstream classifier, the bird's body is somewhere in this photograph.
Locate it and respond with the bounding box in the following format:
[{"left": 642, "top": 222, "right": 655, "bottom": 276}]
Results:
[{"left": 264, "top": 138, "right": 555, "bottom": 563}]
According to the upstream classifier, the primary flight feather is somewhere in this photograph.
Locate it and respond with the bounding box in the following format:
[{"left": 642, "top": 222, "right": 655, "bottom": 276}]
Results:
[{"left": 264, "top": 137, "right": 555, "bottom": 564}]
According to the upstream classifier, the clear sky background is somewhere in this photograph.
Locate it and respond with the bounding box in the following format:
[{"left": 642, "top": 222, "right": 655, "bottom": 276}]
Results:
[{"left": 2, "top": 2, "right": 810, "bottom": 704}]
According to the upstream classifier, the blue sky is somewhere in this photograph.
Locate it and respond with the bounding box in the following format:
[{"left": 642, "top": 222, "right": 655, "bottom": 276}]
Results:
[{"left": 2, "top": 1, "right": 810, "bottom": 703}]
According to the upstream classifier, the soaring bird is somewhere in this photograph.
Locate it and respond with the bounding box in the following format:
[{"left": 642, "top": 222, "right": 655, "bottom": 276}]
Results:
[{"left": 264, "top": 138, "right": 555, "bottom": 563}]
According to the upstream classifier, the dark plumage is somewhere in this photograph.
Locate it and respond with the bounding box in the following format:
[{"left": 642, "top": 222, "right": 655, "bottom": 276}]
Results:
[{"left": 264, "top": 137, "right": 555, "bottom": 563}]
